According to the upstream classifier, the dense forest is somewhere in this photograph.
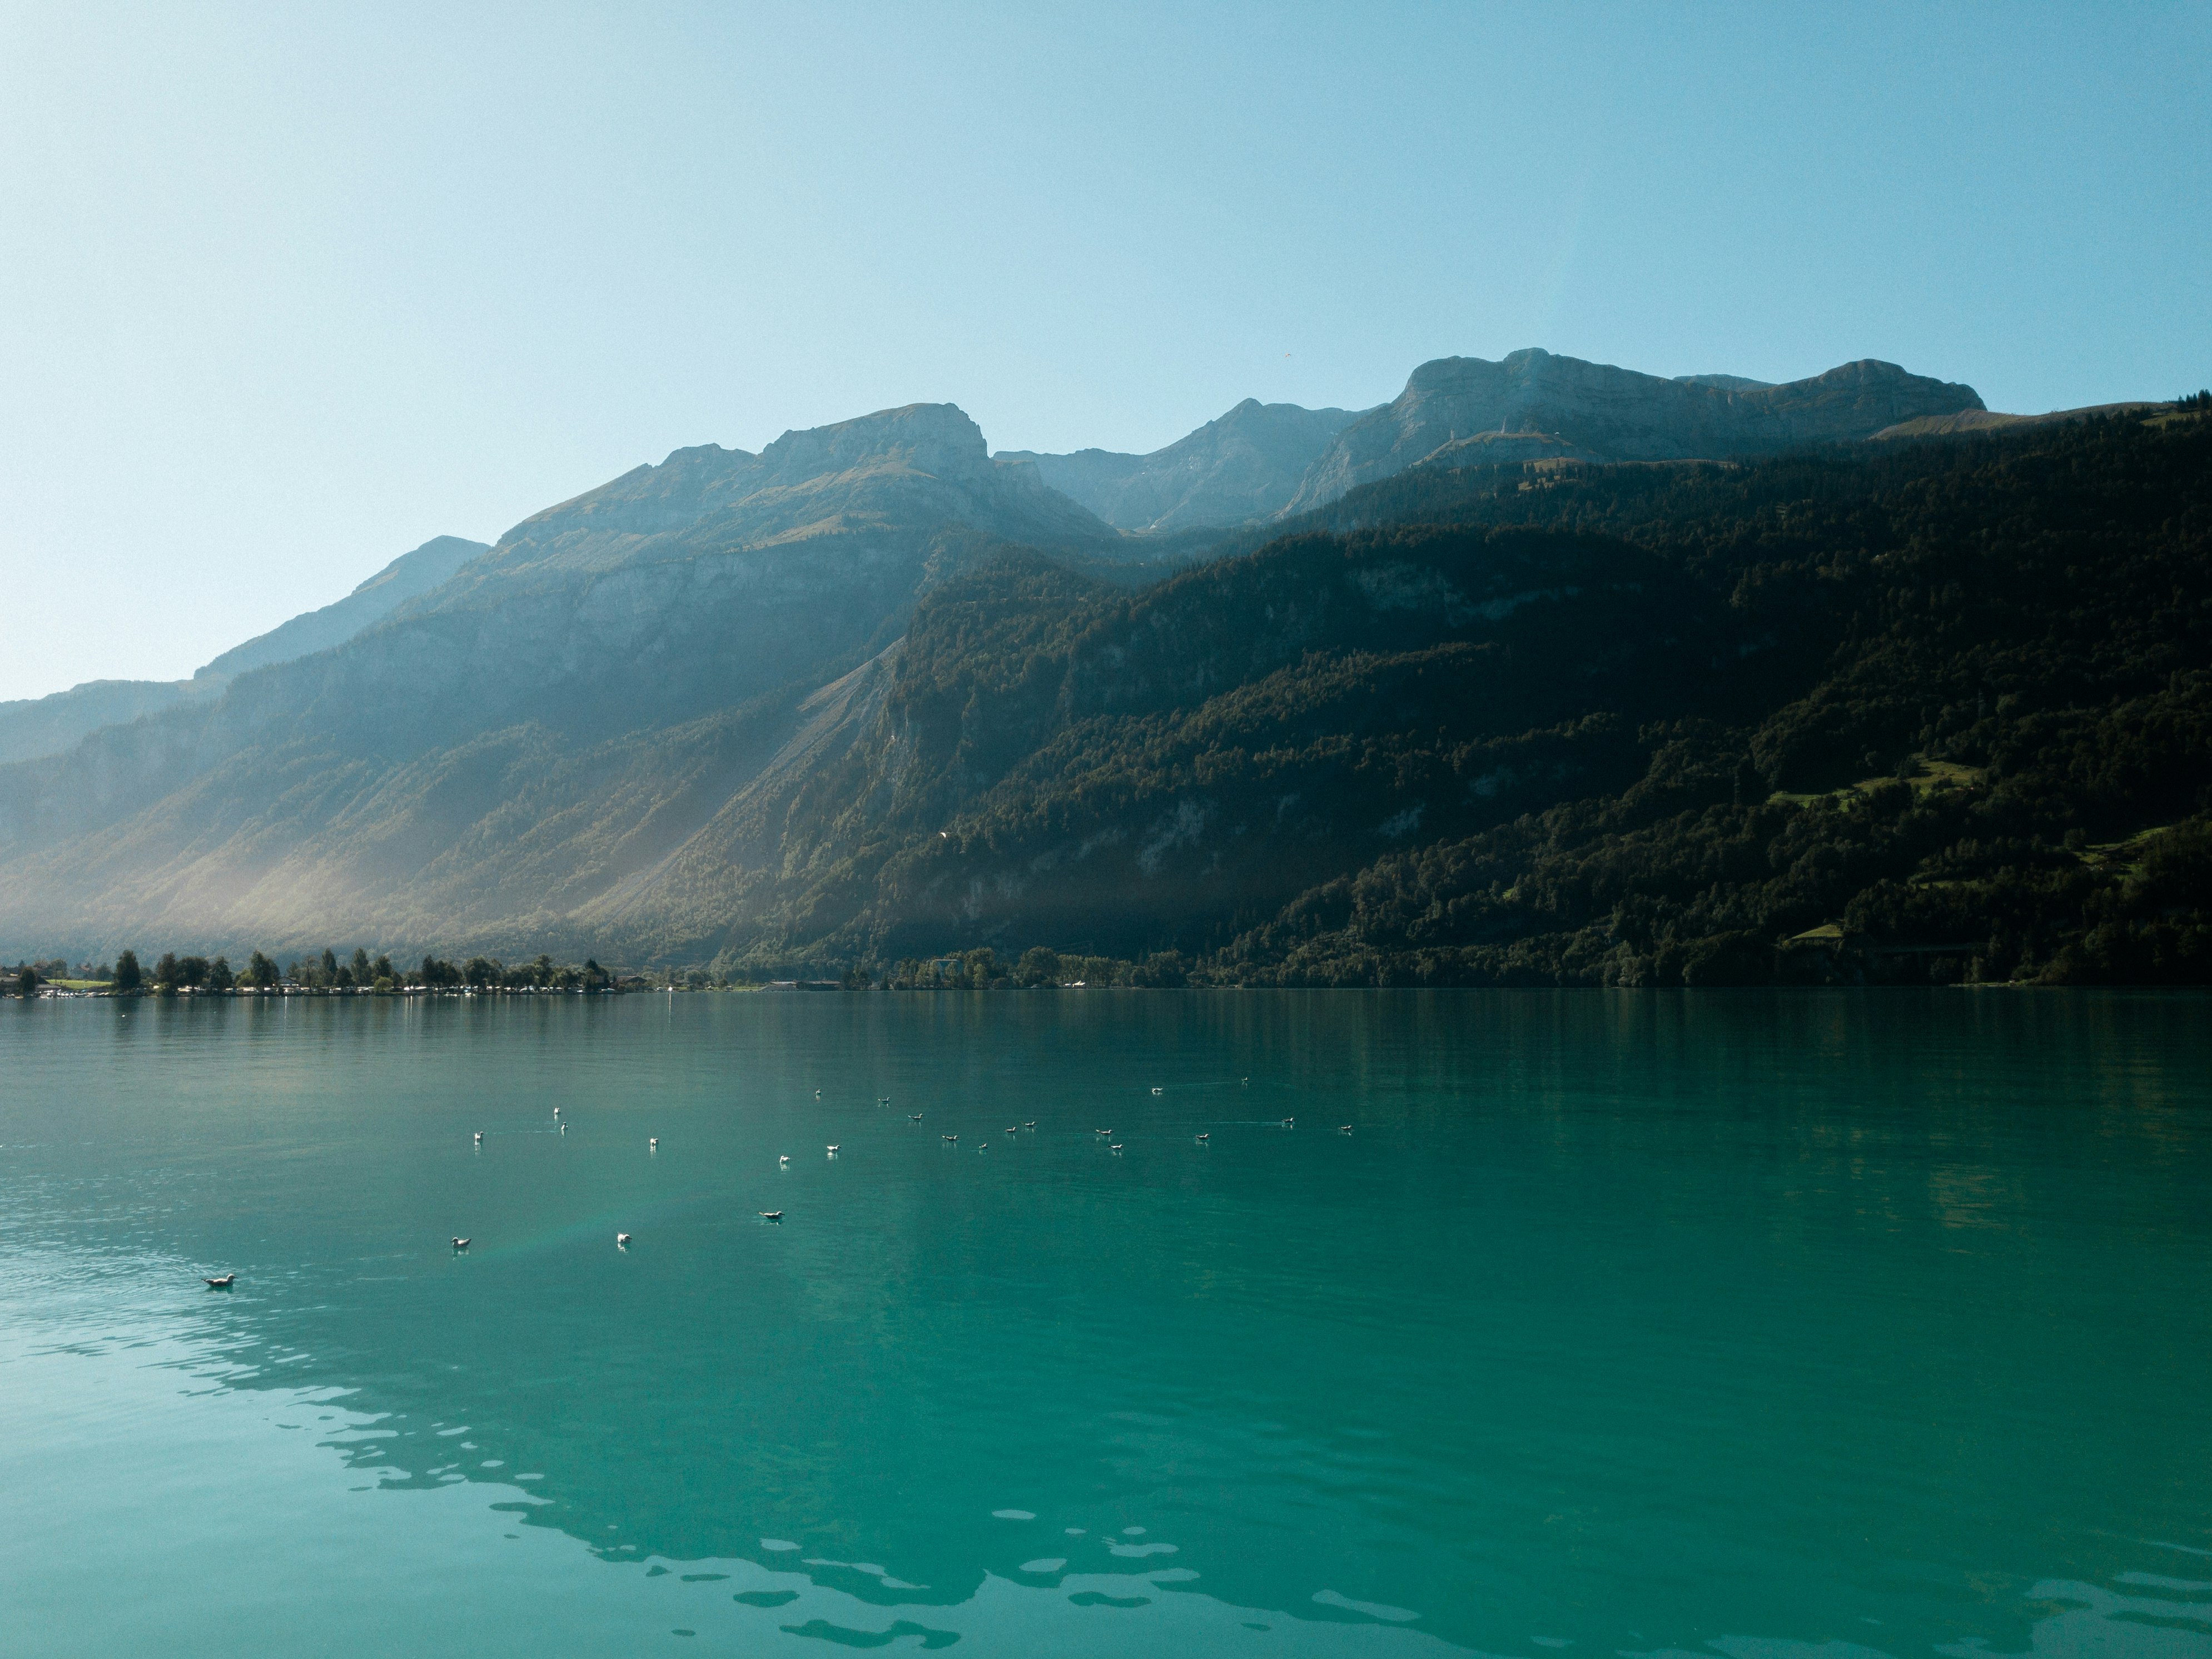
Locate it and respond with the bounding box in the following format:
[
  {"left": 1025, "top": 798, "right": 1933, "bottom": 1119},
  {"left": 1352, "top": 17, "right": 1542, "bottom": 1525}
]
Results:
[{"left": 713, "top": 406, "right": 2212, "bottom": 986}]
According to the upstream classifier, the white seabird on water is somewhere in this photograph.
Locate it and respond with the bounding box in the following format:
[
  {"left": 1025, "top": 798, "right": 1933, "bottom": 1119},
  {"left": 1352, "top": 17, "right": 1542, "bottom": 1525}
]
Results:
[
  {"left": 1195, "top": 1133, "right": 1210, "bottom": 1143},
  {"left": 204, "top": 1274, "right": 235, "bottom": 1289},
  {"left": 649, "top": 1137, "right": 658, "bottom": 1150},
  {"left": 452, "top": 1236, "right": 470, "bottom": 1249},
  {"left": 759, "top": 1210, "right": 782, "bottom": 1222},
  {"left": 617, "top": 1232, "right": 632, "bottom": 1247},
  {"left": 473, "top": 1131, "right": 483, "bottom": 1144},
  {"left": 826, "top": 1144, "right": 840, "bottom": 1155}
]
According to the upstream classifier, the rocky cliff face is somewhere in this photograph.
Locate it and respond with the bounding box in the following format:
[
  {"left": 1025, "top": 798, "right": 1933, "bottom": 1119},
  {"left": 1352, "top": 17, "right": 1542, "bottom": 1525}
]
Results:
[
  {"left": 1281, "top": 350, "right": 1985, "bottom": 513},
  {"left": 1003, "top": 399, "right": 1363, "bottom": 532}
]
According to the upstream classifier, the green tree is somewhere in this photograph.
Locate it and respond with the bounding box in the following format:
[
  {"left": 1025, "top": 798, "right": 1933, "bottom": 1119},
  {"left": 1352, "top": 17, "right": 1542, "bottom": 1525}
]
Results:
[
  {"left": 113, "top": 950, "right": 142, "bottom": 992},
  {"left": 152, "top": 952, "right": 181, "bottom": 989},
  {"left": 14, "top": 965, "right": 36, "bottom": 997},
  {"left": 1014, "top": 946, "right": 1062, "bottom": 987},
  {"left": 207, "top": 956, "right": 235, "bottom": 993},
  {"left": 246, "top": 951, "right": 279, "bottom": 990},
  {"left": 351, "top": 947, "right": 371, "bottom": 984},
  {"left": 372, "top": 955, "right": 394, "bottom": 984},
  {"left": 320, "top": 947, "right": 339, "bottom": 982}
]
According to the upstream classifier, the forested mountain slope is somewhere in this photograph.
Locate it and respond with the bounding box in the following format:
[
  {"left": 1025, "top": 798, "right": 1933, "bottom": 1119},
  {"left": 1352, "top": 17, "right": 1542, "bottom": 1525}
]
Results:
[{"left": 700, "top": 407, "right": 2210, "bottom": 985}]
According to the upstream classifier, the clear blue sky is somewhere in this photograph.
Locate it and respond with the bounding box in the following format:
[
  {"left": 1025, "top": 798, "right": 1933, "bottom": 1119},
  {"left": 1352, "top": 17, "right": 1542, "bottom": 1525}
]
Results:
[{"left": 2, "top": 1, "right": 2206, "bottom": 702}]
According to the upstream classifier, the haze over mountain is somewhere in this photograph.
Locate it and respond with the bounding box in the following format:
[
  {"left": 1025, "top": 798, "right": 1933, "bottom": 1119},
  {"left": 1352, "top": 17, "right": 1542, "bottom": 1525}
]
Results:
[
  {"left": 13, "top": 347, "right": 2197, "bottom": 990},
  {"left": 0, "top": 400, "right": 1120, "bottom": 953},
  {"left": 1000, "top": 400, "right": 1361, "bottom": 532},
  {"left": 0, "top": 534, "right": 490, "bottom": 767},
  {"left": 196, "top": 535, "right": 490, "bottom": 681}
]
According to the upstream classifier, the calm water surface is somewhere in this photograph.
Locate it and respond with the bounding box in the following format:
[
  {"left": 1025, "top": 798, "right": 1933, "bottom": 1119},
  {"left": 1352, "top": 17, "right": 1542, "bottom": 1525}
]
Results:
[{"left": 2, "top": 990, "right": 2207, "bottom": 1657}]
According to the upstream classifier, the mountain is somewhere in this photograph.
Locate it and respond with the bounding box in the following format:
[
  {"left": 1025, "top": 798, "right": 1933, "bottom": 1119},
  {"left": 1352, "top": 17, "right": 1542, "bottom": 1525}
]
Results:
[
  {"left": 1001, "top": 399, "right": 1363, "bottom": 532},
  {"left": 4, "top": 373, "right": 2202, "bottom": 989},
  {"left": 663, "top": 403, "right": 2212, "bottom": 984},
  {"left": 1280, "top": 350, "right": 1985, "bottom": 513},
  {"left": 0, "top": 677, "right": 227, "bottom": 769},
  {"left": 0, "top": 403, "right": 1118, "bottom": 952},
  {"left": 196, "top": 535, "right": 489, "bottom": 679},
  {"left": 0, "top": 535, "right": 491, "bottom": 767}
]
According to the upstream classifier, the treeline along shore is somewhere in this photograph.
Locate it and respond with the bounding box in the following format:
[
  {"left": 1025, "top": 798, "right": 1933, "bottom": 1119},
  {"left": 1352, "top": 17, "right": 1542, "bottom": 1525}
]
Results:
[
  {"left": 4, "top": 945, "right": 1189, "bottom": 996},
  {"left": 9, "top": 948, "right": 623, "bottom": 997}
]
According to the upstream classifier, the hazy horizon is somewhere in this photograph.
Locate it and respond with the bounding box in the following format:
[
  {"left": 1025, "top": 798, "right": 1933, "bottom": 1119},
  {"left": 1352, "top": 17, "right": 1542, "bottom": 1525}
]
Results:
[{"left": 3, "top": 1, "right": 2207, "bottom": 702}]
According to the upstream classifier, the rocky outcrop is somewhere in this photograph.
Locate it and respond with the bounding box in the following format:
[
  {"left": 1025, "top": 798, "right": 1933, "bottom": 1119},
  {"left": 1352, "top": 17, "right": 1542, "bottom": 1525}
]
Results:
[
  {"left": 1281, "top": 350, "right": 1985, "bottom": 514},
  {"left": 1003, "top": 399, "right": 1363, "bottom": 532}
]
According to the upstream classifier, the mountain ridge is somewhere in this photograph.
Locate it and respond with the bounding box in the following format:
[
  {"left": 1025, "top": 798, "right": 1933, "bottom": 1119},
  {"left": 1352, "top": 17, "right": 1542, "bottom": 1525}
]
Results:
[
  {"left": 13, "top": 355, "right": 2193, "bottom": 990},
  {"left": 0, "top": 534, "right": 493, "bottom": 768},
  {"left": 1281, "top": 350, "right": 1985, "bottom": 513},
  {"left": 1001, "top": 398, "right": 1363, "bottom": 532}
]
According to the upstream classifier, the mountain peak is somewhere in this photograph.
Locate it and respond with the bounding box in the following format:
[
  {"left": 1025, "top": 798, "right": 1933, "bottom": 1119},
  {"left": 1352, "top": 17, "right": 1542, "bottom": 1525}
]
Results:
[
  {"left": 760, "top": 403, "right": 988, "bottom": 486},
  {"left": 1281, "top": 350, "right": 1985, "bottom": 514}
]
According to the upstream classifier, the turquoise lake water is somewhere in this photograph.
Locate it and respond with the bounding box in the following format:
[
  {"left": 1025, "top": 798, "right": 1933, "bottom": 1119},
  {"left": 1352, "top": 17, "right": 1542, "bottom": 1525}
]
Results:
[{"left": 2, "top": 990, "right": 2208, "bottom": 1657}]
